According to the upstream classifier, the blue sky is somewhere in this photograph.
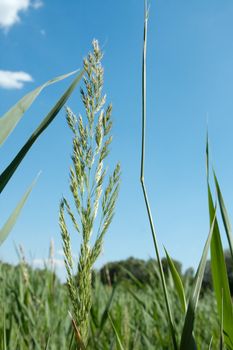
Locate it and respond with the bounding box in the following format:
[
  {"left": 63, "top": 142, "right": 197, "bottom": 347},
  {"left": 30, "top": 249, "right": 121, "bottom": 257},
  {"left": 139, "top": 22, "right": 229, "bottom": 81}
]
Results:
[{"left": 1, "top": 0, "right": 233, "bottom": 279}]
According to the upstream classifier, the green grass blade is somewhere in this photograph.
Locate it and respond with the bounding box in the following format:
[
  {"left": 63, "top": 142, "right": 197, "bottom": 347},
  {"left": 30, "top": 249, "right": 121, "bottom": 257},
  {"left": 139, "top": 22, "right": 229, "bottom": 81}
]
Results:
[
  {"left": 0, "top": 174, "right": 38, "bottom": 246},
  {"left": 0, "top": 70, "right": 84, "bottom": 193},
  {"left": 3, "top": 309, "right": 7, "bottom": 350},
  {"left": 0, "top": 70, "right": 79, "bottom": 146},
  {"left": 164, "top": 249, "right": 187, "bottom": 314},
  {"left": 108, "top": 314, "right": 125, "bottom": 350},
  {"left": 44, "top": 334, "right": 51, "bottom": 350},
  {"left": 208, "top": 185, "right": 233, "bottom": 349},
  {"left": 126, "top": 287, "right": 155, "bottom": 321},
  {"left": 95, "top": 284, "right": 117, "bottom": 339},
  {"left": 213, "top": 171, "right": 233, "bottom": 261},
  {"left": 206, "top": 130, "right": 209, "bottom": 181},
  {"left": 208, "top": 336, "right": 213, "bottom": 350},
  {"left": 180, "top": 210, "right": 216, "bottom": 350},
  {"left": 119, "top": 265, "right": 144, "bottom": 288}
]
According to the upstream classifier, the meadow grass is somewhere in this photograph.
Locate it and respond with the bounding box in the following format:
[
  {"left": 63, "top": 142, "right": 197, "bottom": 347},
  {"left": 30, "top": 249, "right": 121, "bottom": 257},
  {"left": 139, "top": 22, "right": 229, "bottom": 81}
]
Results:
[{"left": 0, "top": 257, "right": 220, "bottom": 349}]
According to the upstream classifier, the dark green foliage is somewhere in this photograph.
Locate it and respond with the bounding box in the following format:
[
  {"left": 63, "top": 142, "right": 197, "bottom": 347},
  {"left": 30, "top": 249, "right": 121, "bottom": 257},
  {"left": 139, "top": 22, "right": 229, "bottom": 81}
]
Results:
[
  {"left": 100, "top": 257, "right": 154, "bottom": 285},
  {"left": 100, "top": 257, "right": 183, "bottom": 286}
]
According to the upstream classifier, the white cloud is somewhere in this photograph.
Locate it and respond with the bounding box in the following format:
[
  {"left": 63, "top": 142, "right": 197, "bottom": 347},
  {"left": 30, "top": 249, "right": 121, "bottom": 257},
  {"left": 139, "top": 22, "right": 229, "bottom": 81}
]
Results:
[
  {"left": 57, "top": 249, "right": 65, "bottom": 257},
  {"left": 57, "top": 249, "right": 78, "bottom": 260},
  {"left": 0, "top": 0, "right": 43, "bottom": 31},
  {"left": 0, "top": 70, "right": 33, "bottom": 89},
  {"left": 33, "top": 258, "right": 65, "bottom": 269}
]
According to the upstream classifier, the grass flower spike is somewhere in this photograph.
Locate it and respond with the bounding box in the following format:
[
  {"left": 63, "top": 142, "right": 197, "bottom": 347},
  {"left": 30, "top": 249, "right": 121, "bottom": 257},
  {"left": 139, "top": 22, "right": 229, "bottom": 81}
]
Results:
[{"left": 59, "top": 40, "right": 120, "bottom": 346}]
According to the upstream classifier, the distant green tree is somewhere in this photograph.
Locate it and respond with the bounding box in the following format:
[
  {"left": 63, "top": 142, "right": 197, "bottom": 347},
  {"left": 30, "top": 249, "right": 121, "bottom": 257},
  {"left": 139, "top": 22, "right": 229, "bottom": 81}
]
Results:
[{"left": 100, "top": 256, "right": 184, "bottom": 286}]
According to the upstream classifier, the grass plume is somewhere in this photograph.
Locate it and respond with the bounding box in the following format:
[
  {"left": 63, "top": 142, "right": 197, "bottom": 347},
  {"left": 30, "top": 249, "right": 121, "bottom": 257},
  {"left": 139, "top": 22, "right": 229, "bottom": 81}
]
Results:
[{"left": 59, "top": 40, "right": 120, "bottom": 345}]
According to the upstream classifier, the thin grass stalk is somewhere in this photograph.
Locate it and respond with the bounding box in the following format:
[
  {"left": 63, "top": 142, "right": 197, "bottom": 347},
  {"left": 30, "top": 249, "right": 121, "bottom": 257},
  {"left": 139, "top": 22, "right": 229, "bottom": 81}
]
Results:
[{"left": 140, "top": 1, "right": 177, "bottom": 349}]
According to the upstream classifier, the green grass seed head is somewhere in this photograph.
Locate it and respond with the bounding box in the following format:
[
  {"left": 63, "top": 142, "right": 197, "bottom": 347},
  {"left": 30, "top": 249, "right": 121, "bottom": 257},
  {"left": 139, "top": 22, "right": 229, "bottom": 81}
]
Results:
[{"left": 60, "top": 39, "right": 120, "bottom": 345}]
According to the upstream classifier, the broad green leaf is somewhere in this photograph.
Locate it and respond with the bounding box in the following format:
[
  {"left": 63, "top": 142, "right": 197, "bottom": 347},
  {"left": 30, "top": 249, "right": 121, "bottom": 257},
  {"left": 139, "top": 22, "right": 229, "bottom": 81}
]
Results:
[
  {"left": 180, "top": 210, "right": 216, "bottom": 350},
  {"left": 206, "top": 134, "right": 233, "bottom": 348},
  {"left": 0, "top": 175, "right": 38, "bottom": 246},
  {"left": 108, "top": 314, "right": 125, "bottom": 350},
  {"left": 208, "top": 185, "right": 233, "bottom": 349},
  {"left": 164, "top": 249, "right": 187, "bottom": 314},
  {"left": 0, "top": 70, "right": 84, "bottom": 193},
  {"left": 213, "top": 171, "right": 233, "bottom": 261},
  {"left": 0, "top": 70, "right": 79, "bottom": 146}
]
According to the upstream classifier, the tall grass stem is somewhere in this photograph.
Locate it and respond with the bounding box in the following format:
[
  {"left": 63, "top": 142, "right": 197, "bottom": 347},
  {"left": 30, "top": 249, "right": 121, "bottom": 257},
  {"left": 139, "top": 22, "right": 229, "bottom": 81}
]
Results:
[{"left": 140, "top": 1, "right": 177, "bottom": 349}]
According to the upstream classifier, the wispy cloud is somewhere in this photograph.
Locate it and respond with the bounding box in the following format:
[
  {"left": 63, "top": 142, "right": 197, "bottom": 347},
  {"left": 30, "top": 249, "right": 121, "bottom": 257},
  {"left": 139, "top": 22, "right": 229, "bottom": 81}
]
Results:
[
  {"left": 0, "top": 70, "right": 33, "bottom": 89},
  {"left": 31, "top": 0, "right": 43, "bottom": 9},
  {"left": 0, "top": 0, "right": 43, "bottom": 31},
  {"left": 33, "top": 258, "right": 65, "bottom": 268},
  {"left": 57, "top": 249, "right": 78, "bottom": 260},
  {"left": 40, "top": 28, "right": 46, "bottom": 36}
]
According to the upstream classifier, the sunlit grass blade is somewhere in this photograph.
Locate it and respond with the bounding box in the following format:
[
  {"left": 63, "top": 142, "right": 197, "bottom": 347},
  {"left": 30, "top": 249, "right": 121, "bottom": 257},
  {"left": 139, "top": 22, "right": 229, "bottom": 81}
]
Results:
[
  {"left": 0, "top": 174, "right": 39, "bottom": 246},
  {"left": 108, "top": 314, "right": 125, "bottom": 350},
  {"left": 0, "top": 70, "right": 84, "bottom": 193},
  {"left": 208, "top": 185, "right": 233, "bottom": 349},
  {"left": 206, "top": 134, "right": 233, "bottom": 348},
  {"left": 213, "top": 171, "right": 233, "bottom": 260},
  {"left": 208, "top": 337, "right": 213, "bottom": 350},
  {"left": 219, "top": 292, "right": 223, "bottom": 350},
  {"left": 0, "top": 70, "right": 79, "bottom": 146},
  {"left": 180, "top": 209, "right": 216, "bottom": 350},
  {"left": 164, "top": 248, "right": 187, "bottom": 314}
]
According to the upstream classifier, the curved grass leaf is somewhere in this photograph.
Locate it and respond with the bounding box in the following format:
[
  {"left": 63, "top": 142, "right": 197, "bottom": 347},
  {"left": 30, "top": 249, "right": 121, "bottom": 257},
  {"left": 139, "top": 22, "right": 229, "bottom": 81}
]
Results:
[
  {"left": 208, "top": 185, "right": 233, "bottom": 349},
  {"left": 0, "top": 174, "right": 39, "bottom": 246},
  {"left": 180, "top": 210, "right": 216, "bottom": 350},
  {"left": 213, "top": 171, "right": 233, "bottom": 261},
  {"left": 164, "top": 249, "right": 187, "bottom": 314},
  {"left": 0, "top": 70, "right": 84, "bottom": 193},
  {"left": 0, "top": 70, "right": 79, "bottom": 146}
]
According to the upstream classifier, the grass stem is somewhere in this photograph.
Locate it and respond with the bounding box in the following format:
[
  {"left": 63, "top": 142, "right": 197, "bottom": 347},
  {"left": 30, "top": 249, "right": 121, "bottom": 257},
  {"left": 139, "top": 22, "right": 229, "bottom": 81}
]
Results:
[{"left": 140, "top": 2, "right": 177, "bottom": 349}]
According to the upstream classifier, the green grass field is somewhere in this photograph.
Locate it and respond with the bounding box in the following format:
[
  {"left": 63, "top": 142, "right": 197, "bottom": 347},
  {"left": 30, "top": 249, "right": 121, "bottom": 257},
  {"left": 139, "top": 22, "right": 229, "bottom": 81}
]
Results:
[{"left": 0, "top": 258, "right": 220, "bottom": 349}]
